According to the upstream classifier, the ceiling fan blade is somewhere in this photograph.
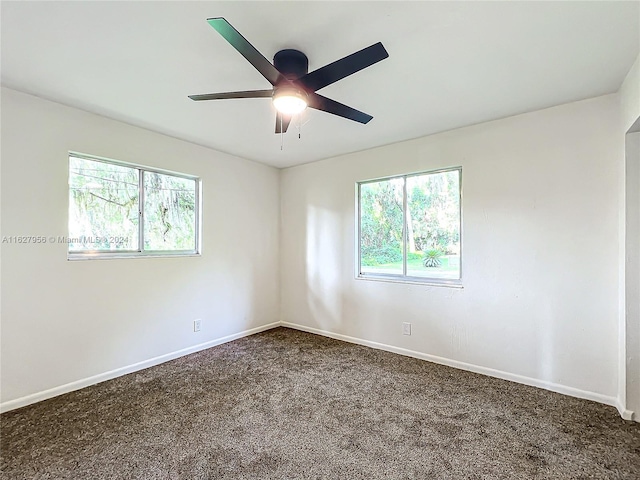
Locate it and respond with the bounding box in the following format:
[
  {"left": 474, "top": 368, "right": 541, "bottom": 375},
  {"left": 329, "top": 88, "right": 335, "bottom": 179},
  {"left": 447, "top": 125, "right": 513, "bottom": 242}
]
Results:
[
  {"left": 207, "top": 18, "right": 283, "bottom": 86},
  {"left": 307, "top": 93, "right": 373, "bottom": 124},
  {"left": 275, "top": 112, "right": 292, "bottom": 134},
  {"left": 188, "top": 90, "right": 273, "bottom": 101},
  {"left": 297, "top": 42, "right": 389, "bottom": 92}
]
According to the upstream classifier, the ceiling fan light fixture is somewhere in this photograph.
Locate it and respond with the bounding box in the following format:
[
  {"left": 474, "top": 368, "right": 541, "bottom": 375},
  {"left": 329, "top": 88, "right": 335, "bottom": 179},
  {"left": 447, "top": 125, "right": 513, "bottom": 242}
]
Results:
[
  {"left": 272, "top": 88, "right": 308, "bottom": 115},
  {"left": 189, "top": 18, "right": 388, "bottom": 133}
]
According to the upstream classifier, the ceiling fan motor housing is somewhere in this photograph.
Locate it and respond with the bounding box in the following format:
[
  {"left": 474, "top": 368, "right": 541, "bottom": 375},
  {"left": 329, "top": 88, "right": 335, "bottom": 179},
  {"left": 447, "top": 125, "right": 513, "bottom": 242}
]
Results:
[{"left": 273, "top": 49, "right": 309, "bottom": 80}]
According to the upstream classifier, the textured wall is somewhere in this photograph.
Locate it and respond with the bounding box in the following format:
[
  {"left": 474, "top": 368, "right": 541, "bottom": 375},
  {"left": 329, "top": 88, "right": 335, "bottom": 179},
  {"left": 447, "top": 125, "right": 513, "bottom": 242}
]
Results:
[
  {"left": 1, "top": 87, "right": 280, "bottom": 406},
  {"left": 280, "top": 94, "right": 621, "bottom": 403}
]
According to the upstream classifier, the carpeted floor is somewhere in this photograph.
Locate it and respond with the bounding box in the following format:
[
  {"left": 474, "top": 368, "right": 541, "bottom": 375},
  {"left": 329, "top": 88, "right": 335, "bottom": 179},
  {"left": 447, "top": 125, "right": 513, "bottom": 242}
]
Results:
[{"left": 1, "top": 327, "right": 639, "bottom": 479}]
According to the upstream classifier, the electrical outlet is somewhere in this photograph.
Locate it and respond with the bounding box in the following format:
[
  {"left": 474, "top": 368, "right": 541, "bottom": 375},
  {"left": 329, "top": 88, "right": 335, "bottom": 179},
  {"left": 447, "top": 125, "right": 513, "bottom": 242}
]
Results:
[
  {"left": 193, "top": 319, "right": 202, "bottom": 332},
  {"left": 402, "top": 322, "right": 411, "bottom": 336}
]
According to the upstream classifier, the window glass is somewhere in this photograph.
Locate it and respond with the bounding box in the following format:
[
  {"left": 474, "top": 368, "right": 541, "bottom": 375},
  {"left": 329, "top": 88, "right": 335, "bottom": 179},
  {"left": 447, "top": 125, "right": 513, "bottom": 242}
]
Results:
[
  {"left": 143, "top": 172, "right": 197, "bottom": 251},
  {"left": 358, "top": 167, "right": 461, "bottom": 284},
  {"left": 68, "top": 157, "right": 139, "bottom": 251},
  {"left": 406, "top": 170, "right": 460, "bottom": 279},
  {"left": 68, "top": 154, "right": 199, "bottom": 258},
  {"left": 359, "top": 178, "right": 404, "bottom": 275}
]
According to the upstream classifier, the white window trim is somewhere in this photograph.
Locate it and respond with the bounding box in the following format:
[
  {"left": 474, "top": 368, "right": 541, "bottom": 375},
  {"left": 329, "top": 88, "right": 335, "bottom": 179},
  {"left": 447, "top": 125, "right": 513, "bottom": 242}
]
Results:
[
  {"left": 67, "top": 152, "right": 202, "bottom": 260},
  {"left": 355, "top": 166, "right": 463, "bottom": 287}
]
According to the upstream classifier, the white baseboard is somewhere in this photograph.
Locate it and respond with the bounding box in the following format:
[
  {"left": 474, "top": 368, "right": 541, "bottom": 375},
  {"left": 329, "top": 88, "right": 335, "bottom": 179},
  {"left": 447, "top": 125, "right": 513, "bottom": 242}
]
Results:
[
  {"left": 5, "top": 320, "right": 633, "bottom": 423},
  {"left": 615, "top": 399, "right": 636, "bottom": 421},
  {"left": 0, "top": 322, "right": 280, "bottom": 414},
  {"left": 281, "top": 322, "right": 619, "bottom": 410}
]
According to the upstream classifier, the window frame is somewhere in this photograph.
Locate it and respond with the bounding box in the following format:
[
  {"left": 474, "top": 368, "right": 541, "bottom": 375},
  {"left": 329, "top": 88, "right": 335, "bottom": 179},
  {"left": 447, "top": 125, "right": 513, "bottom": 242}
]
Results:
[
  {"left": 356, "top": 166, "right": 462, "bottom": 287},
  {"left": 67, "top": 152, "right": 201, "bottom": 260}
]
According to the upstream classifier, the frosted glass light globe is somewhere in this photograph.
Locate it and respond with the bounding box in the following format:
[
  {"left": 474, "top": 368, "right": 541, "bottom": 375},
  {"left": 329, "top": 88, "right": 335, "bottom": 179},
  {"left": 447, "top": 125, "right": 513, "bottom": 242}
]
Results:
[{"left": 273, "top": 89, "right": 308, "bottom": 115}]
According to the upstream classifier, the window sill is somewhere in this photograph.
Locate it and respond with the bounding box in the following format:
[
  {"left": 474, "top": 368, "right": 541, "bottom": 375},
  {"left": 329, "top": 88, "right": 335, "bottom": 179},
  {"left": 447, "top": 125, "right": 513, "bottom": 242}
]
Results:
[
  {"left": 68, "top": 253, "right": 201, "bottom": 261},
  {"left": 355, "top": 274, "right": 463, "bottom": 288}
]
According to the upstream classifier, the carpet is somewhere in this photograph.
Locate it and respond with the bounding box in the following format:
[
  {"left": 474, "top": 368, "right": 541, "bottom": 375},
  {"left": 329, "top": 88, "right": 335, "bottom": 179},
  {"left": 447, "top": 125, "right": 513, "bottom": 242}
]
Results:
[{"left": 1, "top": 327, "right": 639, "bottom": 479}]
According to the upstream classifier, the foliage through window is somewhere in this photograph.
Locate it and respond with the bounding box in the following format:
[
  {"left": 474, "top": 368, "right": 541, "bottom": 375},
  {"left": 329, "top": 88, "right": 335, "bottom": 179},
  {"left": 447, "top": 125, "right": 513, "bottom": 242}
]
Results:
[
  {"left": 68, "top": 154, "right": 199, "bottom": 257},
  {"left": 358, "top": 167, "right": 461, "bottom": 283}
]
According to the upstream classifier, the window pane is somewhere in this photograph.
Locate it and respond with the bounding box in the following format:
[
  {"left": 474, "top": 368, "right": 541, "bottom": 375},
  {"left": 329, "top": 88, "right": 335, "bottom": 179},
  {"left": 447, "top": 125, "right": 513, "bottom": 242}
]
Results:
[
  {"left": 143, "top": 172, "right": 196, "bottom": 251},
  {"left": 406, "top": 170, "right": 460, "bottom": 279},
  {"left": 359, "top": 178, "right": 404, "bottom": 275},
  {"left": 68, "top": 156, "right": 139, "bottom": 251}
]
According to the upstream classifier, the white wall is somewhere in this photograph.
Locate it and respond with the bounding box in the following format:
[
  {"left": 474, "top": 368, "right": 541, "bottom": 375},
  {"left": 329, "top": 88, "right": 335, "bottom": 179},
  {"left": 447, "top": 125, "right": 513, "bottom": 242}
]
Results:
[
  {"left": 0, "top": 87, "right": 280, "bottom": 409},
  {"left": 620, "top": 54, "right": 640, "bottom": 133},
  {"left": 625, "top": 133, "right": 640, "bottom": 417},
  {"left": 281, "top": 94, "right": 621, "bottom": 404},
  {"left": 619, "top": 53, "right": 640, "bottom": 420}
]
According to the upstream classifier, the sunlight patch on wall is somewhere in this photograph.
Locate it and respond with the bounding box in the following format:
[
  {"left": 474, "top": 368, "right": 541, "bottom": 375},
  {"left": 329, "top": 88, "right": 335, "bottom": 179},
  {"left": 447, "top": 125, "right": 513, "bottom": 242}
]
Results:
[{"left": 306, "top": 205, "right": 343, "bottom": 329}]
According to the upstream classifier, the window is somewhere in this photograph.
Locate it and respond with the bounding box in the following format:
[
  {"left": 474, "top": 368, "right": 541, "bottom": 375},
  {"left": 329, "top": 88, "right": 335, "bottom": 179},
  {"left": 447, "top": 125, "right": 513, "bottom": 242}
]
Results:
[
  {"left": 68, "top": 153, "right": 199, "bottom": 258},
  {"left": 358, "top": 167, "right": 461, "bottom": 284}
]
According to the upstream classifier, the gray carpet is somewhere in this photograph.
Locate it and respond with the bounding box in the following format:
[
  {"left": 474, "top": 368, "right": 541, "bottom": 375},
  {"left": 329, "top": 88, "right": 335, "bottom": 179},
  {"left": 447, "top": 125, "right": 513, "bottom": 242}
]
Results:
[{"left": 1, "top": 327, "right": 639, "bottom": 479}]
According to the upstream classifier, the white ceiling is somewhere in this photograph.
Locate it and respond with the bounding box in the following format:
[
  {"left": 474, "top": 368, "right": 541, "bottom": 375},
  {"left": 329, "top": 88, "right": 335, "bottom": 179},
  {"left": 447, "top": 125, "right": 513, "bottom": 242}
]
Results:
[{"left": 2, "top": 1, "right": 638, "bottom": 168}]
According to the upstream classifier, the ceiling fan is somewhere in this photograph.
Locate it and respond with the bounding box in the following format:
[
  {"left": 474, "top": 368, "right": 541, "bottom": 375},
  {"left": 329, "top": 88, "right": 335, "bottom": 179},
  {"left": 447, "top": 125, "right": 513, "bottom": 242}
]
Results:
[{"left": 189, "top": 18, "right": 389, "bottom": 134}]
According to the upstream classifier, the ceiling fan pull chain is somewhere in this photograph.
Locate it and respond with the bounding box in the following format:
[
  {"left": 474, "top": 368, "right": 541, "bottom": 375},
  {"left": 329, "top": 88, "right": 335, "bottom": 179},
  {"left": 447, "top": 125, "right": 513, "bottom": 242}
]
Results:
[{"left": 280, "top": 116, "right": 284, "bottom": 150}]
